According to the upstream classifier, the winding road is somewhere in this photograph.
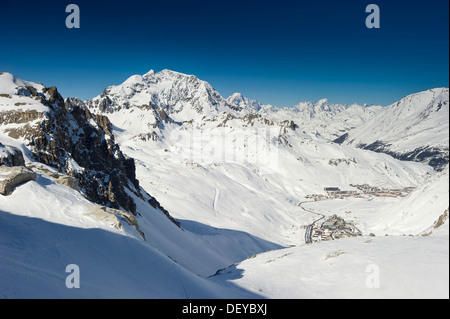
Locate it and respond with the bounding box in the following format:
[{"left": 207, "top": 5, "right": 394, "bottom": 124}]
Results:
[{"left": 298, "top": 201, "right": 326, "bottom": 244}]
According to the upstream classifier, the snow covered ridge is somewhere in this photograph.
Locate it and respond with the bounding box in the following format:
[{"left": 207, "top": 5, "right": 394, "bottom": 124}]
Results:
[{"left": 336, "top": 88, "right": 449, "bottom": 171}]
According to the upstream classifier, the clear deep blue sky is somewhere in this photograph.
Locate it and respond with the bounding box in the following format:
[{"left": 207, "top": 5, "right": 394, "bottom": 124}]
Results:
[{"left": 0, "top": 0, "right": 448, "bottom": 106}]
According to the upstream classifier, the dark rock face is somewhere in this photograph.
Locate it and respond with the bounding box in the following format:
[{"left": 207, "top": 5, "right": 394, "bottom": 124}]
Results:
[
  {"left": 332, "top": 133, "right": 348, "bottom": 145},
  {"left": 1, "top": 82, "right": 180, "bottom": 225},
  {"left": 63, "top": 97, "right": 180, "bottom": 226},
  {"left": 0, "top": 144, "right": 25, "bottom": 167},
  {"left": 357, "top": 140, "right": 449, "bottom": 172},
  {"left": 19, "top": 93, "right": 141, "bottom": 214},
  {"left": 0, "top": 89, "right": 145, "bottom": 217},
  {"left": 333, "top": 131, "right": 449, "bottom": 172}
]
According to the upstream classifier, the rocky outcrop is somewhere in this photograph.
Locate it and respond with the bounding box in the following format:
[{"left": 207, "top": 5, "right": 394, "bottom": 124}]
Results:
[
  {"left": 356, "top": 141, "right": 449, "bottom": 172},
  {"left": 85, "top": 205, "right": 146, "bottom": 240},
  {"left": 18, "top": 93, "right": 144, "bottom": 214},
  {"left": 0, "top": 166, "right": 36, "bottom": 195},
  {"left": 54, "top": 175, "right": 79, "bottom": 191},
  {"left": 433, "top": 208, "right": 449, "bottom": 230},
  {"left": 0, "top": 84, "right": 178, "bottom": 226},
  {"left": 0, "top": 144, "right": 25, "bottom": 167}
]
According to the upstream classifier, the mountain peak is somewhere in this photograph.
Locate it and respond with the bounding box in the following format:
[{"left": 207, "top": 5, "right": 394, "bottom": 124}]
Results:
[
  {"left": 122, "top": 74, "right": 144, "bottom": 86},
  {"left": 0, "top": 72, "right": 44, "bottom": 96},
  {"left": 86, "top": 69, "right": 239, "bottom": 121},
  {"left": 226, "top": 92, "right": 262, "bottom": 112},
  {"left": 143, "top": 69, "right": 155, "bottom": 77},
  {"left": 317, "top": 98, "right": 329, "bottom": 105},
  {"left": 229, "top": 92, "right": 244, "bottom": 99}
]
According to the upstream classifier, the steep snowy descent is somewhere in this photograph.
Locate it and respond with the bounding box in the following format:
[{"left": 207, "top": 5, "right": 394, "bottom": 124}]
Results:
[{"left": 0, "top": 172, "right": 261, "bottom": 298}]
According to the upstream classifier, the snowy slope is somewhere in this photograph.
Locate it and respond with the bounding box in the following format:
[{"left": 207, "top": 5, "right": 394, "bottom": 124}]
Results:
[
  {"left": 0, "top": 172, "right": 259, "bottom": 298},
  {"left": 208, "top": 151, "right": 449, "bottom": 299},
  {"left": 209, "top": 162, "right": 449, "bottom": 300},
  {"left": 367, "top": 167, "right": 449, "bottom": 236},
  {"left": 339, "top": 88, "right": 449, "bottom": 170},
  {"left": 211, "top": 234, "right": 449, "bottom": 299}
]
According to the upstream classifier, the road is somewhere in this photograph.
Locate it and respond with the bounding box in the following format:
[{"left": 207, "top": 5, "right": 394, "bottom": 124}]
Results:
[{"left": 298, "top": 201, "right": 325, "bottom": 244}]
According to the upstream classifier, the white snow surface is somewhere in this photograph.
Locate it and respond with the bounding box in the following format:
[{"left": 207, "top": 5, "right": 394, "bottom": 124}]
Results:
[
  {"left": 211, "top": 234, "right": 449, "bottom": 299},
  {"left": 0, "top": 168, "right": 267, "bottom": 298}
]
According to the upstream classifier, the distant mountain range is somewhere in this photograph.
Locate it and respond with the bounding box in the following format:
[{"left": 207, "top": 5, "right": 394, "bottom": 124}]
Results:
[{"left": 82, "top": 69, "right": 449, "bottom": 171}]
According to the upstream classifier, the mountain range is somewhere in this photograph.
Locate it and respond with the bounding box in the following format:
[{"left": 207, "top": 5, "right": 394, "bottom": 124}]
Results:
[{"left": 0, "top": 69, "right": 448, "bottom": 298}]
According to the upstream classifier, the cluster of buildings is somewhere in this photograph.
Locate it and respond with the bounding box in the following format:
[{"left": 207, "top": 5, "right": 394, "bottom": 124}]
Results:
[
  {"left": 305, "top": 185, "right": 416, "bottom": 201},
  {"left": 309, "top": 215, "right": 362, "bottom": 243},
  {"left": 350, "top": 184, "right": 415, "bottom": 198}
]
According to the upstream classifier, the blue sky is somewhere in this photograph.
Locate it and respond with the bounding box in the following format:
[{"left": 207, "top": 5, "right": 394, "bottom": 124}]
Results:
[{"left": 0, "top": 0, "right": 448, "bottom": 106}]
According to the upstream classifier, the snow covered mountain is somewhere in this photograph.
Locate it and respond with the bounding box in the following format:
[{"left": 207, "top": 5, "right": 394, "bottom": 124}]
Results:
[
  {"left": 85, "top": 69, "right": 245, "bottom": 122},
  {"left": 83, "top": 69, "right": 441, "bottom": 249},
  {"left": 226, "top": 92, "right": 263, "bottom": 112},
  {"left": 1, "top": 70, "right": 448, "bottom": 298},
  {"left": 84, "top": 69, "right": 384, "bottom": 143},
  {"left": 335, "top": 88, "right": 449, "bottom": 171}
]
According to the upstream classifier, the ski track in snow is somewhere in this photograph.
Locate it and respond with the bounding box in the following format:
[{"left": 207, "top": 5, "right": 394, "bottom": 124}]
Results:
[{"left": 213, "top": 185, "right": 220, "bottom": 212}]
